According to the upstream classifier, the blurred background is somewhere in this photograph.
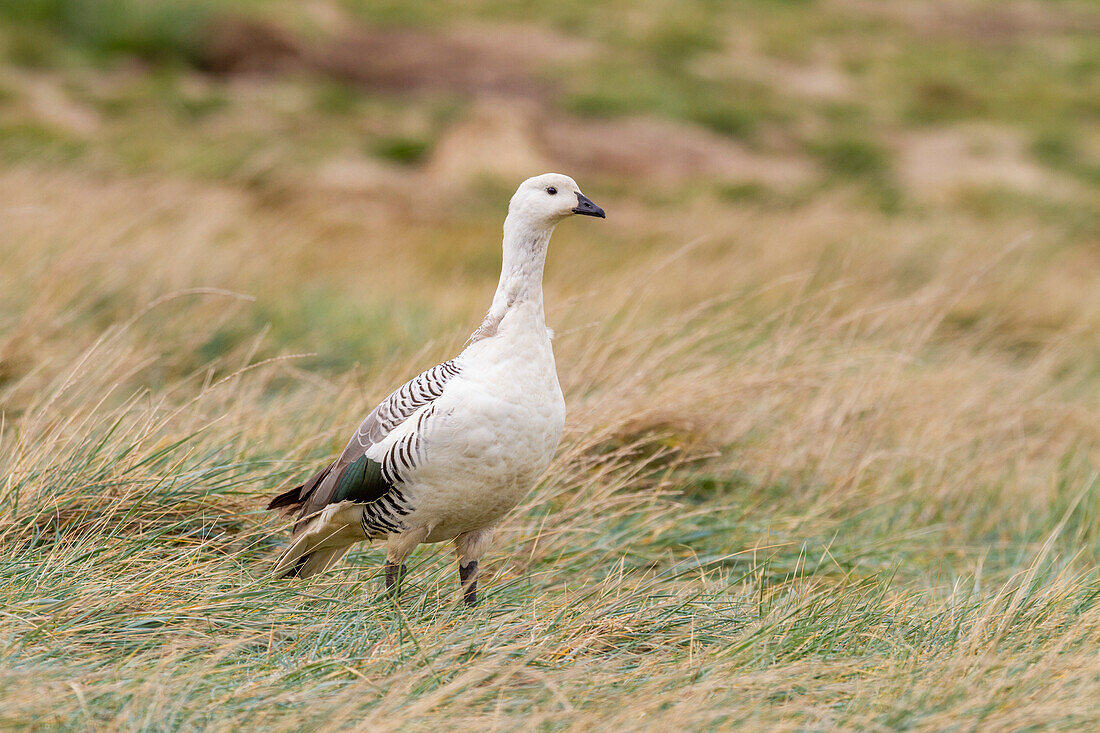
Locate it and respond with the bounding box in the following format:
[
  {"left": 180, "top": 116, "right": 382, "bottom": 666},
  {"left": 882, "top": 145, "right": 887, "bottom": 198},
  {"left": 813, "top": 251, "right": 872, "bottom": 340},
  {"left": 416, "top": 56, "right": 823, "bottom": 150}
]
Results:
[
  {"left": 1, "top": 2, "right": 1099, "bottom": 726},
  {"left": 1, "top": 0, "right": 1096, "bottom": 391}
]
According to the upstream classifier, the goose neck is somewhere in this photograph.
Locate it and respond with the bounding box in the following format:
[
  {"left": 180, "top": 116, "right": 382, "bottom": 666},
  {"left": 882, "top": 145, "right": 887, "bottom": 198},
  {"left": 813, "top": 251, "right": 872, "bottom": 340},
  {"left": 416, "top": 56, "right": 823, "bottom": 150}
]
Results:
[{"left": 492, "top": 216, "right": 553, "bottom": 312}]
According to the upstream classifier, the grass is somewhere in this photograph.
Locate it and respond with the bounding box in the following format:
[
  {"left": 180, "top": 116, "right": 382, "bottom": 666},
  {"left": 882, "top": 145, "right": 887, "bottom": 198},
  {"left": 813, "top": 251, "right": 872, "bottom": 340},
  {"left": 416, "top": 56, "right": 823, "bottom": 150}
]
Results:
[
  {"left": 0, "top": 120, "right": 87, "bottom": 163},
  {"left": 0, "top": 0, "right": 219, "bottom": 64},
  {"left": 370, "top": 136, "right": 432, "bottom": 165},
  {"left": 1, "top": 0, "right": 1099, "bottom": 729},
  {"left": 1032, "top": 130, "right": 1100, "bottom": 187},
  {"left": 1, "top": 179, "right": 1097, "bottom": 726}
]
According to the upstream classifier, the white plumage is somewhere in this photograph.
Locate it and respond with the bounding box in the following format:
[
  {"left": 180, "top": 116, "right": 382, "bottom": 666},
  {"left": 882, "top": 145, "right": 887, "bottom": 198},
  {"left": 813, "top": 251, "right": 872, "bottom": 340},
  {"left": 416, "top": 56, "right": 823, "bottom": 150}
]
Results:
[{"left": 267, "top": 173, "right": 605, "bottom": 604}]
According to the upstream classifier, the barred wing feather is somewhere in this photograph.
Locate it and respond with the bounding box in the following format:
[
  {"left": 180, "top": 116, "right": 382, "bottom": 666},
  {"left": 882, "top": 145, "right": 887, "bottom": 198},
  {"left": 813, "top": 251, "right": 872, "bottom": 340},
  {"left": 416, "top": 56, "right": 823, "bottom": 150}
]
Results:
[
  {"left": 267, "top": 359, "right": 461, "bottom": 535},
  {"left": 352, "top": 359, "right": 460, "bottom": 447}
]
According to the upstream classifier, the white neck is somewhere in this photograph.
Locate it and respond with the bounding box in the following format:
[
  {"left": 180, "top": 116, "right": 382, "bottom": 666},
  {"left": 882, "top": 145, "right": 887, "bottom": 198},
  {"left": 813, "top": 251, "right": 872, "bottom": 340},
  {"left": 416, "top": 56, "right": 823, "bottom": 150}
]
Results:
[{"left": 471, "top": 214, "right": 554, "bottom": 341}]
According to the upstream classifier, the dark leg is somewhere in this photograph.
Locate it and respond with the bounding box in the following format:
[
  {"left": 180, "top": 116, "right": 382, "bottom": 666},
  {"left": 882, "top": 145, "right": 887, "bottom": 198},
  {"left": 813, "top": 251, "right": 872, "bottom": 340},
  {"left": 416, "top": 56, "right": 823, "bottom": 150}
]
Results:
[
  {"left": 454, "top": 528, "right": 492, "bottom": 607},
  {"left": 383, "top": 560, "right": 407, "bottom": 597},
  {"left": 459, "top": 560, "right": 479, "bottom": 606}
]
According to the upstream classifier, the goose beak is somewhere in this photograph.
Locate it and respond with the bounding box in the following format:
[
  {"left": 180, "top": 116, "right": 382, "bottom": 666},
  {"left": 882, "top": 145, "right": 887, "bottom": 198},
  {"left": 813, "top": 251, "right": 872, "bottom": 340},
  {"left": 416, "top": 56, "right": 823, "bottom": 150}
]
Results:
[{"left": 572, "top": 192, "right": 606, "bottom": 219}]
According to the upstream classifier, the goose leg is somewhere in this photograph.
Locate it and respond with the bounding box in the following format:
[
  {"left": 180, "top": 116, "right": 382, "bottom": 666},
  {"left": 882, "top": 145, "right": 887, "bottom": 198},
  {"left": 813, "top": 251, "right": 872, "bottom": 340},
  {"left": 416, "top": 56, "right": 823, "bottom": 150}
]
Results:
[
  {"left": 381, "top": 527, "right": 428, "bottom": 600},
  {"left": 458, "top": 561, "right": 479, "bottom": 605},
  {"left": 383, "top": 560, "right": 406, "bottom": 595},
  {"left": 454, "top": 528, "right": 494, "bottom": 606}
]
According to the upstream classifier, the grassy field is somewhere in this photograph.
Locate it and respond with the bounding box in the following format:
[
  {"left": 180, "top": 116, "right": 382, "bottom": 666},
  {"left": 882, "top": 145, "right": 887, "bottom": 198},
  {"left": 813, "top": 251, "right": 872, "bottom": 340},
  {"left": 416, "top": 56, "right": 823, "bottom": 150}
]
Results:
[{"left": 1, "top": 0, "right": 1099, "bottom": 729}]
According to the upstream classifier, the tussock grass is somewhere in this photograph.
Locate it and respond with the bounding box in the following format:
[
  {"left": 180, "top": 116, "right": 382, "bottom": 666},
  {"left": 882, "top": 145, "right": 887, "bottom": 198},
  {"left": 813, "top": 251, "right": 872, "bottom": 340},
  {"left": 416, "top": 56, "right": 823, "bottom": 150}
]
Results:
[
  {"left": 1, "top": 198, "right": 1097, "bottom": 727},
  {"left": 0, "top": 0, "right": 1098, "bottom": 727}
]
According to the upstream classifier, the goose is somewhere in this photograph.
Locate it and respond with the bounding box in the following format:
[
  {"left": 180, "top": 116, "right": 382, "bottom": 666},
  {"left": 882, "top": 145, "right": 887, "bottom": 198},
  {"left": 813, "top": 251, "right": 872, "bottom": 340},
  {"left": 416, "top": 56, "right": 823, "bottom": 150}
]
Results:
[{"left": 267, "top": 173, "right": 605, "bottom": 605}]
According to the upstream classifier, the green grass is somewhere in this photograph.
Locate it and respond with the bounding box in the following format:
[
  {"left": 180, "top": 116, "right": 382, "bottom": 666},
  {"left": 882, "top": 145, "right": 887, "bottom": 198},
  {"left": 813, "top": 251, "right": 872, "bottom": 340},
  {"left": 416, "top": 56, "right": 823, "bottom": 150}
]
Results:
[
  {"left": 0, "top": 0, "right": 219, "bottom": 64},
  {"left": 561, "top": 57, "right": 785, "bottom": 143},
  {"left": 0, "top": 120, "right": 87, "bottom": 162},
  {"left": 1032, "top": 130, "right": 1100, "bottom": 187},
  {"left": 370, "top": 135, "right": 433, "bottom": 165},
  {"left": 807, "top": 136, "right": 891, "bottom": 179},
  {"left": 196, "top": 289, "right": 440, "bottom": 374}
]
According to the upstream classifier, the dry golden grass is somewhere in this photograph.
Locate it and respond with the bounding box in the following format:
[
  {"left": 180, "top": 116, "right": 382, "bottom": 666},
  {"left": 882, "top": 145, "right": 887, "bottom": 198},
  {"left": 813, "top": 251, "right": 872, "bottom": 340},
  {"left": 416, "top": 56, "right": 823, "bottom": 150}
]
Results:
[
  {"left": 1, "top": 0, "right": 1099, "bottom": 727},
  {"left": 1, "top": 155, "right": 1097, "bottom": 729}
]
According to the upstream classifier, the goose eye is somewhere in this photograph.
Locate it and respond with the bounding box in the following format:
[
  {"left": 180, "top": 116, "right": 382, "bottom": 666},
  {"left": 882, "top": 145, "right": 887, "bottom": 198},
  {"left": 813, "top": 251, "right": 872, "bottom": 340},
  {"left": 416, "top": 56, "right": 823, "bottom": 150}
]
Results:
[{"left": 546, "top": 186, "right": 557, "bottom": 195}]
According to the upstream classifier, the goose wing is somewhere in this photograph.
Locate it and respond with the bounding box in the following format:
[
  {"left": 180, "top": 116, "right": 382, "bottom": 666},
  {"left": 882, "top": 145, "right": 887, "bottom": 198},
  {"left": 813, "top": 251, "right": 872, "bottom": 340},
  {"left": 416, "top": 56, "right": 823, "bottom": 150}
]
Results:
[{"left": 267, "top": 358, "right": 461, "bottom": 531}]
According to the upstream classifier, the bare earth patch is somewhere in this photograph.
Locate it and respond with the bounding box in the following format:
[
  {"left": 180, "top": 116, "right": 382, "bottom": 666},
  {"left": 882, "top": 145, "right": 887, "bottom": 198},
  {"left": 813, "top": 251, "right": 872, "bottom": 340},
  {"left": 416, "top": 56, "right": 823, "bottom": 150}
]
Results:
[
  {"left": 0, "top": 68, "right": 102, "bottom": 136},
  {"left": 894, "top": 124, "right": 1082, "bottom": 201},
  {"left": 199, "top": 15, "right": 592, "bottom": 102},
  {"left": 426, "top": 99, "right": 814, "bottom": 187},
  {"left": 699, "top": 28, "right": 855, "bottom": 102},
  {"left": 194, "top": 16, "right": 813, "bottom": 189}
]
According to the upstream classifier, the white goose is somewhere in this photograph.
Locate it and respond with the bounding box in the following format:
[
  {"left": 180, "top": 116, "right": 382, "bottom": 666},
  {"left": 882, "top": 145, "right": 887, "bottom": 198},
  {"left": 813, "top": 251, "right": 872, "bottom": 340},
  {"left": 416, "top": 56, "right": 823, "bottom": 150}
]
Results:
[{"left": 268, "top": 173, "right": 605, "bottom": 605}]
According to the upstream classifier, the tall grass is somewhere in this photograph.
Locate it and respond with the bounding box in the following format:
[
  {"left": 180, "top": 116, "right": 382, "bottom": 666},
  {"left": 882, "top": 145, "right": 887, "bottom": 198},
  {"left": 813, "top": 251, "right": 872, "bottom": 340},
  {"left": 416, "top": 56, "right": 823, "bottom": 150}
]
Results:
[
  {"left": 0, "top": 0, "right": 1098, "bottom": 726},
  {"left": 1, "top": 172, "right": 1097, "bottom": 727}
]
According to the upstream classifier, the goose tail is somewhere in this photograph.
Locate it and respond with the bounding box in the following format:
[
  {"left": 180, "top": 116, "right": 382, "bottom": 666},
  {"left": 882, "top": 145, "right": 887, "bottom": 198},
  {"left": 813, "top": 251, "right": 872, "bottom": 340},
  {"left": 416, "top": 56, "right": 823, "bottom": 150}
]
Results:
[{"left": 271, "top": 502, "right": 364, "bottom": 578}]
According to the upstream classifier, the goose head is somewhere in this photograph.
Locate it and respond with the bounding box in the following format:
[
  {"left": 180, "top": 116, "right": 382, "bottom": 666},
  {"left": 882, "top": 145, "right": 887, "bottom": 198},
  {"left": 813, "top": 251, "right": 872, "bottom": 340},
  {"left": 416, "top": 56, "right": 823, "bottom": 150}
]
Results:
[{"left": 507, "top": 173, "right": 605, "bottom": 228}]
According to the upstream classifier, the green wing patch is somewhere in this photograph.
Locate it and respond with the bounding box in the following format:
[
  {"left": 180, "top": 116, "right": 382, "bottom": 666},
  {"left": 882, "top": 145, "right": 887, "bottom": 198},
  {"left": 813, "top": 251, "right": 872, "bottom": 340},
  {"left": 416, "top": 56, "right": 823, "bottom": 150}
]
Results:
[{"left": 332, "top": 455, "right": 392, "bottom": 504}]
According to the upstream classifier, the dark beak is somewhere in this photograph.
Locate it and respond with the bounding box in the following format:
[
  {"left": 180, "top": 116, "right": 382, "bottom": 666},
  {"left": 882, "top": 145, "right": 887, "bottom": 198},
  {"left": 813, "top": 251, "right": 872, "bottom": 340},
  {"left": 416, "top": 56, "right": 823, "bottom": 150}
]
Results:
[{"left": 572, "top": 192, "right": 606, "bottom": 219}]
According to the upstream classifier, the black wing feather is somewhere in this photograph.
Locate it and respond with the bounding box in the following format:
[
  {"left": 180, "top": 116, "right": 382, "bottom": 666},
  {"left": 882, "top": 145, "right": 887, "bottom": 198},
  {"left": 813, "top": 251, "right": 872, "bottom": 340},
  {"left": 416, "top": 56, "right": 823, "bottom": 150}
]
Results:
[{"left": 332, "top": 455, "right": 392, "bottom": 504}]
